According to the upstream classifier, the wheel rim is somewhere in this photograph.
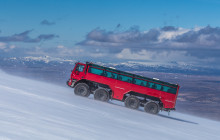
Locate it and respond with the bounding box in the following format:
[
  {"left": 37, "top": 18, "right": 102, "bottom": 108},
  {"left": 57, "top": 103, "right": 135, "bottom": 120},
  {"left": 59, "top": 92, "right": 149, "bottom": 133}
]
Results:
[
  {"left": 99, "top": 93, "right": 107, "bottom": 100},
  {"left": 148, "top": 105, "right": 156, "bottom": 113},
  {"left": 126, "top": 97, "right": 139, "bottom": 109},
  {"left": 145, "top": 102, "right": 158, "bottom": 114},
  {"left": 77, "top": 86, "right": 87, "bottom": 96},
  {"left": 95, "top": 90, "right": 108, "bottom": 101},
  {"left": 128, "top": 99, "right": 138, "bottom": 108}
]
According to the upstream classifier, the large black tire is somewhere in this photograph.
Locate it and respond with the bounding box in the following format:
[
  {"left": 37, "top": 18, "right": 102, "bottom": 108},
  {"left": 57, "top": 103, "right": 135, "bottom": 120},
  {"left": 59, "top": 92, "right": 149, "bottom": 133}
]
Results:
[
  {"left": 94, "top": 89, "right": 109, "bottom": 102},
  {"left": 74, "top": 83, "right": 90, "bottom": 97},
  {"left": 124, "top": 96, "right": 140, "bottom": 109},
  {"left": 144, "top": 102, "right": 159, "bottom": 114}
]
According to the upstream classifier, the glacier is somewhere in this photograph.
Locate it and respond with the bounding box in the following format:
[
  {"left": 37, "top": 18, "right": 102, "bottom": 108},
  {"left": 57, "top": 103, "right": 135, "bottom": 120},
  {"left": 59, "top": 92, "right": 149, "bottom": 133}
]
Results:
[{"left": 0, "top": 70, "right": 219, "bottom": 140}]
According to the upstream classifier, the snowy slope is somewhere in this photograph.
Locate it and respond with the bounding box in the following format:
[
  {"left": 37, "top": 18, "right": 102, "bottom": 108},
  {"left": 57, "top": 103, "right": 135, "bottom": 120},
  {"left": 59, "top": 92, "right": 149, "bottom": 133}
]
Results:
[{"left": 0, "top": 70, "right": 220, "bottom": 140}]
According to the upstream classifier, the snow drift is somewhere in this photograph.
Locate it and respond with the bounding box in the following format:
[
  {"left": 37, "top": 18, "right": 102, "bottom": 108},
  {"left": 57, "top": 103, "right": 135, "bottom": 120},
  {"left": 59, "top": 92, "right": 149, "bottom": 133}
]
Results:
[{"left": 0, "top": 70, "right": 219, "bottom": 140}]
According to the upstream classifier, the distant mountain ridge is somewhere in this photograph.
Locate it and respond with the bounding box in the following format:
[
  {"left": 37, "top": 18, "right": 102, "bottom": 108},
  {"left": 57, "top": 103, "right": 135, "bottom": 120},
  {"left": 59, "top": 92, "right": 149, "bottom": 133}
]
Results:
[{"left": 1, "top": 56, "right": 219, "bottom": 76}]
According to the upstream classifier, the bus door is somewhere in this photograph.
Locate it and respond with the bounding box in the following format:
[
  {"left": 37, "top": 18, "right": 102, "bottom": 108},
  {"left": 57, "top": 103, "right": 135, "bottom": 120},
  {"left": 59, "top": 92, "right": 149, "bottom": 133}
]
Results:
[{"left": 73, "top": 63, "right": 86, "bottom": 80}]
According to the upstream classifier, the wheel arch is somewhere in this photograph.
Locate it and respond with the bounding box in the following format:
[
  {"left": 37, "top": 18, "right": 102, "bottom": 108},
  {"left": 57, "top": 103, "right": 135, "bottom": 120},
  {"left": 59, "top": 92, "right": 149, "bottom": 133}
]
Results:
[
  {"left": 73, "top": 79, "right": 89, "bottom": 87},
  {"left": 74, "top": 79, "right": 113, "bottom": 97},
  {"left": 122, "top": 91, "right": 163, "bottom": 108}
]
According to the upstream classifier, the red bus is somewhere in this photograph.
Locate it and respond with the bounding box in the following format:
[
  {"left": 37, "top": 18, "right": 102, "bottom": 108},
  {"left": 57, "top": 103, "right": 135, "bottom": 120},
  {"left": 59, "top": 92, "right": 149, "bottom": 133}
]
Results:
[{"left": 67, "top": 62, "right": 179, "bottom": 114}]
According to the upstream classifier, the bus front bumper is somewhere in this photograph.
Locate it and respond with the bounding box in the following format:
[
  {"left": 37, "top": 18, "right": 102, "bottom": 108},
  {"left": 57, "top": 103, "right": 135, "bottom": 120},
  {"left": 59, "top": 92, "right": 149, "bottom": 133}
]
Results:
[{"left": 66, "top": 79, "right": 76, "bottom": 88}]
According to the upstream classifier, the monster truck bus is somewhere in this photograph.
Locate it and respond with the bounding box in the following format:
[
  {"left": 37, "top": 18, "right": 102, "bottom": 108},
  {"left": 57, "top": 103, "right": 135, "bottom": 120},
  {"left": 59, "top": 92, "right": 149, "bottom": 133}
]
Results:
[{"left": 67, "top": 62, "right": 179, "bottom": 114}]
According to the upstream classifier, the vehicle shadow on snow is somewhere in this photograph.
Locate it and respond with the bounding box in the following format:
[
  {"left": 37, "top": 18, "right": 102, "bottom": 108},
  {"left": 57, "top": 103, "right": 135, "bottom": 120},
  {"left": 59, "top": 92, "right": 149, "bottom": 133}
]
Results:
[
  {"left": 108, "top": 100, "right": 198, "bottom": 125},
  {"left": 157, "top": 114, "right": 198, "bottom": 125},
  {"left": 87, "top": 95, "right": 198, "bottom": 125}
]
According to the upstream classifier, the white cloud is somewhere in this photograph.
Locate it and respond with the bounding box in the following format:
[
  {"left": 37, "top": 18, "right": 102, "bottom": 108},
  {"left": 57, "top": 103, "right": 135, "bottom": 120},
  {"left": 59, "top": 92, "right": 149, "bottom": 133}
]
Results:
[
  {"left": 116, "top": 48, "right": 196, "bottom": 62},
  {"left": 197, "top": 34, "right": 216, "bottom": 46},
  {"left": 0, "top": 42, "right": 16, "bottom": 52},
  {"left": 57, "top": 45, "right": 64, "bottom": 49},
  {"left": 90, "top": 52, "right": 105, "bottom": 57},
  {"left": 0, "top": 42, "right": 6, "bottom": 49},
  {"left": 116, "top": 49, "right": 152, "bottom": 60},
  {"left": 158, "top": 28, "right": 190, "bottom": 42},
  {"left": 9, "top": 45, "right": 16, "bottom": 49}
]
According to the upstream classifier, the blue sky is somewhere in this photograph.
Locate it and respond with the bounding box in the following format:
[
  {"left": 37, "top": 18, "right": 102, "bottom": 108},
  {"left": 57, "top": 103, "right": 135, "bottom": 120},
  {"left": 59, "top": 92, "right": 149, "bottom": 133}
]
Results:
[
  {"left": 0, "top": 0, "right": 220, "bottom": 67},
  {"left": 1, "top": 0, "right": 220, "bottom": 41}
]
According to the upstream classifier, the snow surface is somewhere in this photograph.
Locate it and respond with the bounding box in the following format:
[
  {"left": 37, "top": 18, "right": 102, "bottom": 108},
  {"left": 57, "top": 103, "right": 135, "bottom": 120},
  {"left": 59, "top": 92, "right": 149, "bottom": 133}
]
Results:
[{"left": 0, "top": 70, "right": 219, "bottom": 140}]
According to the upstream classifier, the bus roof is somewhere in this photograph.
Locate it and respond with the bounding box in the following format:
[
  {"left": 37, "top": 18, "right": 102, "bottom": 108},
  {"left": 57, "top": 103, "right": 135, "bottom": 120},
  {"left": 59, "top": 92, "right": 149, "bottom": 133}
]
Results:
[{"left": 87, "top": 63, "right": 178, "bottom": 88}]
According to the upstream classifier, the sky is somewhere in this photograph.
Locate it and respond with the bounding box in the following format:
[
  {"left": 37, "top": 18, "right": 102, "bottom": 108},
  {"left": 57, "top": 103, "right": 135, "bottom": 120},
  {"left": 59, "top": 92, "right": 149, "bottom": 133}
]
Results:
[{"left": 0, "top": 0, "right": 220, "bottom": 68}]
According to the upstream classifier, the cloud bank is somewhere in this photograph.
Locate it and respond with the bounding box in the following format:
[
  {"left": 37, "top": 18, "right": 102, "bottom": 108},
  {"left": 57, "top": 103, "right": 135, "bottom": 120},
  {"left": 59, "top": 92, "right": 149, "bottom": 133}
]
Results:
[
  {"left": 79, "top": 26, "right": 220, "bottom": 49},
  {"left": 77, "top": 26, "right": 220, "bottom": 65},
  {"left": 0, "top": 30, "right": 58, "bottom": 43},
  {"left": 1, "top": 26, "right": 219, "bottom": 68}
]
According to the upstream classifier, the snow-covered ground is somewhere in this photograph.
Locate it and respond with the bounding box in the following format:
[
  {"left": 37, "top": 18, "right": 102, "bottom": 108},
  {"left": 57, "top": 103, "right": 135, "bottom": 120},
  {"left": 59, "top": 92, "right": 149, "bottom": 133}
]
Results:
[{"left": 0, "top": 70, "right": 219, "bottom": 140}]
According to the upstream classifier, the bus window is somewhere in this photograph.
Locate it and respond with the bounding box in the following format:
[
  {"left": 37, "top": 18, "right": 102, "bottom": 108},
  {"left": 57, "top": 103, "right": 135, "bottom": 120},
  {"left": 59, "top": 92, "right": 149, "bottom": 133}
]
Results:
[
  {"left": 89, "top": 67, "right": 104, "bottom": 76},
  {"left": 133, "top": 78, "right": 147, "bottom": 86},
  {"left": 155, "top": 84, "right": 162, "bottom": 90},
  {"left": 106, "top": 71, "right": 112, "bottom": 78},
  {"left": 148, "top": 82, "right": 155, "bottom": 89},
  {"left": 162, "top": 86, "right": 177, "bottom": 94},
  {"left": 75, "top": 64, "right": 85, "bottom": 72},
  {"left": 162, "top": 86, "right": 170, "bottom": 92},
  {"left": 111, "top": 72, "right": 118, "bottom": 79},
  {"left": 168, "top": 88, "right": 177, "bottom": 94},
  {"left": 106, "top": 71, "right": 118, "bottom": 79},
  {"left": 118, "top": 74, "right": 132, "bottom": 83}
]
